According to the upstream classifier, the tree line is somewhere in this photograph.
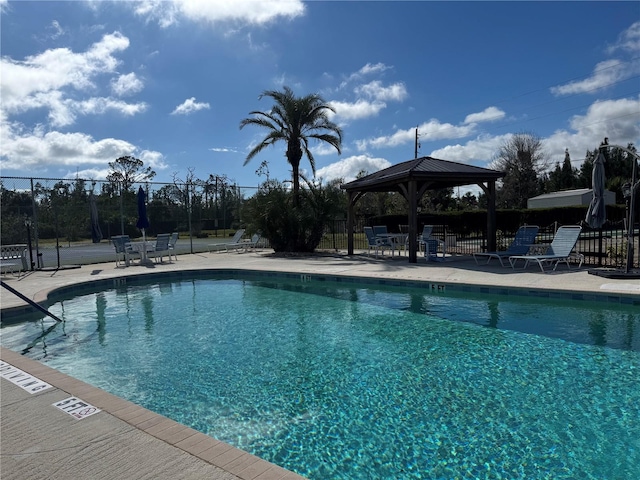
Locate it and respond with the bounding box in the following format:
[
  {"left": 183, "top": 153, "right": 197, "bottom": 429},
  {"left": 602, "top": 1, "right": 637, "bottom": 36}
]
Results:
[{"left": 2, "top": 86, "right": 637, "bottom": 252}]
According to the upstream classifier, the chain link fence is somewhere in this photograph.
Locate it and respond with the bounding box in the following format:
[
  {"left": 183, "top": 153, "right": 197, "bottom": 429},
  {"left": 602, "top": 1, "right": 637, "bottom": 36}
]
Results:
[
  {"left": 2, "top": 176, "right": 635, "bottom": 270},
  {"left": 1, "top": 176, "right": 258, "bottom": 269}
]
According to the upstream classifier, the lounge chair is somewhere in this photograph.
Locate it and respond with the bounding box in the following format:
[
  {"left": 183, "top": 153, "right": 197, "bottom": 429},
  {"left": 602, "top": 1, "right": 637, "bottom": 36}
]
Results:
[
  {"left": 364, "top": 226, "right": 393, "bottom": 258},
  {"left": 419, "top": 225, "right": 446, "bottom": 262},
  {"left": 473, "top": 225, "right": 539, "bottom": 267},
  {"left": 168, "top": 232, "right": 179, "bottom": 262},
  {"left": 244, "top": 233, "right": 262, "bottom": 250},
  {"left": 208, "top": 229, "right": 246, "bottom": 253},
  {"left": 150, "top": 233, "right": 172, "bottom": 263},
  {"left": 111, "top": 235, "right": 138, "bottom": 267},
  {"left": 509, "top": 225, "right": 583, "bottom": 272}
]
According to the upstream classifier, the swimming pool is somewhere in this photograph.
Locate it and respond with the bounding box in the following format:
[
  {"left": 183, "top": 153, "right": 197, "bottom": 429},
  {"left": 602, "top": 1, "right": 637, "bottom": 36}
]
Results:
[{"left": 1, "top": 272, "right": 639, "bottom": 479}]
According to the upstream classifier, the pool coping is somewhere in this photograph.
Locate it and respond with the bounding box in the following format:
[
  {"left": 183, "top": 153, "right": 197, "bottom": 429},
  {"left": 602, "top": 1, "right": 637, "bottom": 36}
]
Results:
[
  {"left": 0, "top": 346, "right": 305, "bottom": 480},
  {"left": 2, "top": 267, "right": 639, "bottom": 323}
]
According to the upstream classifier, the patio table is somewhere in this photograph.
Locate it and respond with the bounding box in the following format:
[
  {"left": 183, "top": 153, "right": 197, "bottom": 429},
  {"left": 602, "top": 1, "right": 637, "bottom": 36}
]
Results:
[
  {"left": 127, "top": 241, "right": 155, "bottom": 266},
  {"left": 376, "top": 233, "right": 409, "bottom": 256}
]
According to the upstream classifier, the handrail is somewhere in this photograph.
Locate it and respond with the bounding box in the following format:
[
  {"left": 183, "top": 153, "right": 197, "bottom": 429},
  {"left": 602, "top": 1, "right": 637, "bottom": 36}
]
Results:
[{"left": 0, "top": 280, "right": 63, "bottom": 323}]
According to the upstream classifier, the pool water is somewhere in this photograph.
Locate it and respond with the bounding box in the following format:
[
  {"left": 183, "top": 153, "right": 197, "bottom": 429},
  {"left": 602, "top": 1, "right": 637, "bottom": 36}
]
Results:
[{"left": 2, "top": 275, "right": 639, "bottom": 479}]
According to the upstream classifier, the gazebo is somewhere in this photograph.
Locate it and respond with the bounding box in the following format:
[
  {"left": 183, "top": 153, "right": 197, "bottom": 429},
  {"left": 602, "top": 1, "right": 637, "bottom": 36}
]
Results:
[{"left": 341, "top": 156, "right": 506, "bottom": 263}]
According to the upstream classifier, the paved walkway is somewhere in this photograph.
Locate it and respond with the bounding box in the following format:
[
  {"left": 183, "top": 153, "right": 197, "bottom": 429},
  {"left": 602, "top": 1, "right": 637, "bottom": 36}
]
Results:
[{"left": 1, "top": 250, "right": 639, "bottom": 479}]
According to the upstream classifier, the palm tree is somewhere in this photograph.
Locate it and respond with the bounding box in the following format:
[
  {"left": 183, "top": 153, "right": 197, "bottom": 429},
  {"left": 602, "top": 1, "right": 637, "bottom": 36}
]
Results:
[{"left": 240, "top": 86, "right": 343, "bottom": 202}]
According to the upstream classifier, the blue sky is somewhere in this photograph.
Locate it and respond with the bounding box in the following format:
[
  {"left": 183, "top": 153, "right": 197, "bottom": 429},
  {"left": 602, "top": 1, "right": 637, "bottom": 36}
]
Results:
[{"left": 1, "top": 1, "right": 639, "bottom": 194}]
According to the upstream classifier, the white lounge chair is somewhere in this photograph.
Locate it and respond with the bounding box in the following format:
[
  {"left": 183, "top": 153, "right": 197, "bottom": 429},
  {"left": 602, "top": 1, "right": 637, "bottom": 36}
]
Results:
[
  {"left": 208, "top": 229, "right": 246, "bottom": 253},
  {"left": 473, "top": 225, "right": 539, "bottom": 267},
  {"left": 509, "top": 225, "right": 583, "bottom": 272},
  {"left": 244, "top": 233, "right": 263, "bottom": 250}
]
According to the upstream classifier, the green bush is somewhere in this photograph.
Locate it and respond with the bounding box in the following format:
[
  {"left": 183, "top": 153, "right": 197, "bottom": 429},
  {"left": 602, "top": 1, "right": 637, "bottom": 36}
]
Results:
[{"left": 243, "top": 179, "right": 344, "bottom": 253}]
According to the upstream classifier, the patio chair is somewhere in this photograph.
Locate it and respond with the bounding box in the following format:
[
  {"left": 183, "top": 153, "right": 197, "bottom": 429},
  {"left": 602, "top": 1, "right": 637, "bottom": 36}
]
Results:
[
  {"left": 419, "top": 225, "right": 446, "bottom": 262},
  {"left": 364, "top": 226, "right": 393, "bottom": 258},
  {"left": 111, "top": 235, "right": 137, "bottom": 267},
  {"left": 208, "top": 229, "right": 246, "bottom": 253},
  {"left": 168, "top": 232, "right": 179, "bottom": 262},
  {"left": 150, "top": 233, "right": 172, "bottom": 263},
  {"left": 508, "top": 225, "right": 583, "bottom": 272},
  {"left": 473, "top": 225, "right": 539, "bottom": 267},
  {"left": 372, "top": 225, "right": 397, "bottom": 253}
]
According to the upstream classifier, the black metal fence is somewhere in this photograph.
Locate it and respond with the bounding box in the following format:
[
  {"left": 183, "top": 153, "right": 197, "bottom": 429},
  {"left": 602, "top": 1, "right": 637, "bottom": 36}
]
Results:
[{"left": 316, "top": 219, "right": 637, "bottom": 269}]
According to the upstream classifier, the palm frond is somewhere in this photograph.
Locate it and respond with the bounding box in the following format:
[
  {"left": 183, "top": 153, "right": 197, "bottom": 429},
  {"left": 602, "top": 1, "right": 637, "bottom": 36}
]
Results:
[{"left": 240, "top": 86, "right": 343, "bottom": 189}]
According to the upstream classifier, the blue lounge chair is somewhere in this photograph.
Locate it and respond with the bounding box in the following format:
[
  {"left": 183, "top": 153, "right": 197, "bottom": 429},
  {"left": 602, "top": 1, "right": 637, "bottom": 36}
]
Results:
[
  {"left": 473, "top": 225, "right": 539, "bottom": 267},
  {"left": 111, "top": 235, "right": 138, "bottom": 267},
  {"left": 150, "top": 233, "right": 172, "bottom": 263},
  {"left": 168, "top": 232, "right": 179, "bottom": 262},
  {"left": 419, "top": 225, "right": 446, "bottom": 262},
  {"left": 509, "top": 225, "right": 583, "bottom": 272}
]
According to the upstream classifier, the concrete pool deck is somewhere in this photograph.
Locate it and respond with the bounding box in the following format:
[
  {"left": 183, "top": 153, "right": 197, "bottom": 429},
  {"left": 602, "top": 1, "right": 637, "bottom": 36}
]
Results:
[{"left": 2, "top": 249, "right": 639, "bottom": 479}]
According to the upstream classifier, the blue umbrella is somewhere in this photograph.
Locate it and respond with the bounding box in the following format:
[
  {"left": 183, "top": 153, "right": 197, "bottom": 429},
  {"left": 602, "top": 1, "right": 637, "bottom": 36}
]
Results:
[
  {"left": 585, "top": 152, "right": 606, "bottom": 229},
  {"left": 136, "top": 186, "right": 150, "bottom": 241}
]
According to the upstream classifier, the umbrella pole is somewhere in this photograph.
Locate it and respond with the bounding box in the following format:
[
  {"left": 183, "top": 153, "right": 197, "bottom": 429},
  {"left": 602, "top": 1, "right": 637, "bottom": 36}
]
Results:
[
  {"left": 599, "top": 141, "right": 640, "bottom": 273},
  {"left": 626, "top": 159, "right": 637, "bottom": 273}
]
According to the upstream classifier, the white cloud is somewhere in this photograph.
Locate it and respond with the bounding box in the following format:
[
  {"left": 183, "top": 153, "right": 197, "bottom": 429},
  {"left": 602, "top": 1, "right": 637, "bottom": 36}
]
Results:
[
  {"left": 210, "top": 147, "right": 239, "bottom": 153},
  {"left": 111, "top": 73, "right": 144, "bottom": 97},
  {"left": 358, "top": 120, "right": 476, "bottom": 151},
  {"left": 429, "top": 134, "right": 511, "bottom": 166},
  {"left": 338, "top": 62, "right": 393, "bottom": 89},
  {"left": 329, "top": 80, "right": 407, "bottom": 123},
  {"left": 329, "top": 99, "right": 386, "bottom": 121},
  {"left": 355, "top": 80, "right": 407, "bottom": 102},
  {"left": 464, "top": 106, "right": 505, "bottom": 124},
  {"left": 0, "top": 31, "right": 131, "bottom": 122},
  {"left": 171, "top": 97, "right": 211, "bottom": 115},
  {"left": 133, "top": 0, "right": 305, "bottom": 28},
  {"left": 316, "top": 155, "right": 392, "bottom": 183},
  {"left": 550, "top": 59, "right": 631, "bottom": 96},
  {"left": 0, "top": 122, "right": 167, "bottom": 174},
  {"left": 544, "top": 95, "right": 640, "bottom": 166},
  {"left": 608, "top": 21, "right": 640, "bottom": 54},
  {"left": 425, "top": 96, "right": 640, "bottom": 171},
  {"left": 47, "top": 20, "right": 65, "bottom": 40},
  {"left": 76, "top": 97, "right": 148, "bottom": 116}
]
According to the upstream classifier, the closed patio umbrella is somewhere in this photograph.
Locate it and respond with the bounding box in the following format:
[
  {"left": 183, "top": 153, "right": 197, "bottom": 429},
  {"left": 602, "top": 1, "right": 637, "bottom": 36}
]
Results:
[
  {"left": 89, "top": 192, "right": 103, "bottom": 243},
  {"left": 136, "top": 186, "right": 150, "bottom": 241},
  {"left": 585, "top": 152, "right": 606, "bottom": 229}
]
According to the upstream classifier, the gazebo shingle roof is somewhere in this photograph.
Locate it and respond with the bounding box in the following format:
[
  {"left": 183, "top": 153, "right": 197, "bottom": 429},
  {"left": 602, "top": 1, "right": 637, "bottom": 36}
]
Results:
[{"left": 341, "top": 156, "right": 504, "bottom": 192}]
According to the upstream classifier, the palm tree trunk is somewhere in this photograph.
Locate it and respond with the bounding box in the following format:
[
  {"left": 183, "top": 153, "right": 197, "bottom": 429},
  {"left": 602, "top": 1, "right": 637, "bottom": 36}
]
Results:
[{"left": 292, "top": 164, "right": 300, "bottom": 206}]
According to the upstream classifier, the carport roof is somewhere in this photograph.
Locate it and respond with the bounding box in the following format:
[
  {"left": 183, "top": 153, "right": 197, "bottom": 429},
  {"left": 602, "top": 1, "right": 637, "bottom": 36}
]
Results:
[{"left": 341, "top": 156, "right": 505, "bottom": 193}]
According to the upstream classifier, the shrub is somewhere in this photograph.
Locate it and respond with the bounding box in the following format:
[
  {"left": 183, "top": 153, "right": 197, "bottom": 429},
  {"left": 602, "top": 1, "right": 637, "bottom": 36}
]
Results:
[{"left": 243, "top": 179, "right": 344, "bottom": 253}]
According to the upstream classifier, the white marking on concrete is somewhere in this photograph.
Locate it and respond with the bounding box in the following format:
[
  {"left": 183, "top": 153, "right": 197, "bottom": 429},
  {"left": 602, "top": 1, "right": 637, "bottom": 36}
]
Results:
[
  {"left": 600, "top": 283, "right": 640, "bottom": 292},
  {"left": 53, "top": 396, "right": 101, "bottom": 420},
  {"left": 0, "top": 360, "right": 52, "bottom": 394}
]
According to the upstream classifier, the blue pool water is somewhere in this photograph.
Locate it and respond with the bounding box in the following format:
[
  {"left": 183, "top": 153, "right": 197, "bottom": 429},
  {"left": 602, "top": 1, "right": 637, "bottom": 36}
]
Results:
[{"left": 1, "top": 274, "right": 639, "bottom": 479}]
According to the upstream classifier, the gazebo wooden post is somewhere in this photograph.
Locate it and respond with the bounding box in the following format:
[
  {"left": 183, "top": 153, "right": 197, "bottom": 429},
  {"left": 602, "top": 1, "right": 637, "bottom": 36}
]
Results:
[
  {"left": 408, "top": 179, "right": 418, "bottom": 263},
  {"left": 487, "top": 181, "right": 497, "bottom": 252},
  {"left": 347, "top": 191, "right": 356, "bottom": 255}
]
